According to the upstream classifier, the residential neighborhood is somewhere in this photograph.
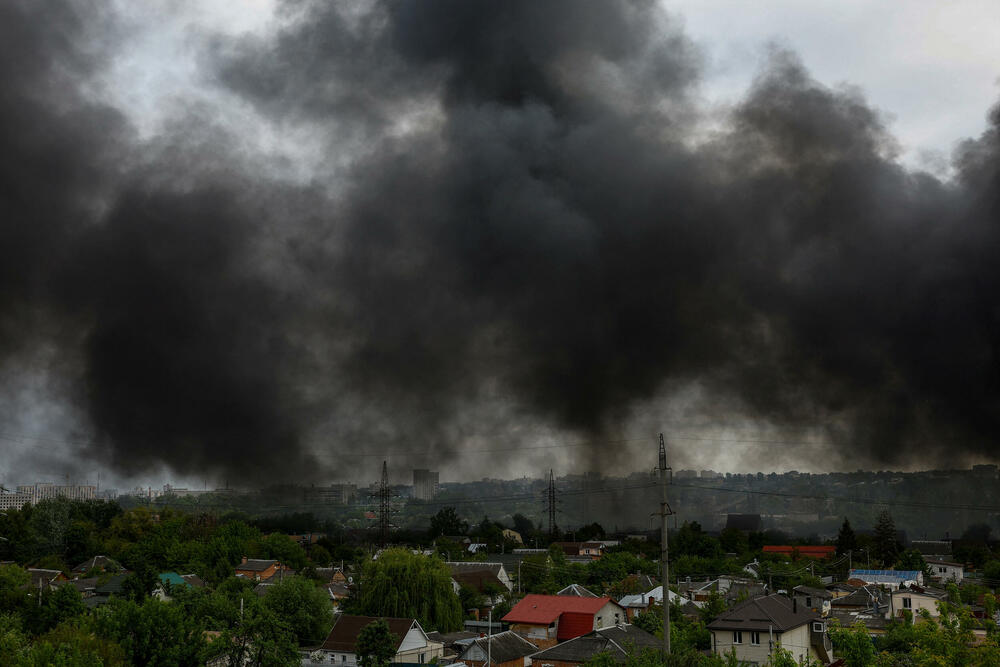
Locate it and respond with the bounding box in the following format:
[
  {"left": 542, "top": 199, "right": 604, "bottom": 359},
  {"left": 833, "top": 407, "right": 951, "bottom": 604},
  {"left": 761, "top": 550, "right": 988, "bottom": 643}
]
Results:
[{"left": 3, "top": 493, "right": 1000, "bottom": 665}]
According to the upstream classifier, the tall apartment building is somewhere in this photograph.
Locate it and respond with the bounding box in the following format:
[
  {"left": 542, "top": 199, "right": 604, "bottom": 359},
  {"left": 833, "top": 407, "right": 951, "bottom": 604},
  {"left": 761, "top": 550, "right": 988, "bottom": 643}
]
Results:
[
  {"left": 0, "top": 492, "right": 31, "bottom": 511},
  {"left": 413, "top": 469, "right": 439, "bottom": 501},
  {"left": 16, "top": 483, "right": 96, "bottom": 505},
  {"left": 312, "top": 483, "right": 357, "bottom": 504}
]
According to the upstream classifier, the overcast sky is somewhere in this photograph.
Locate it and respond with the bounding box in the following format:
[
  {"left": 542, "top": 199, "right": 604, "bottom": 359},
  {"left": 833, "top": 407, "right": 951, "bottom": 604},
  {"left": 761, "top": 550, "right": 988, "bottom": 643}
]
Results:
[
  {"left": 3, "top": 0, "right": 1000, "bottom": 490},
  {"left": 109, "top": 0, "right": 1000, "bottom": 176}
]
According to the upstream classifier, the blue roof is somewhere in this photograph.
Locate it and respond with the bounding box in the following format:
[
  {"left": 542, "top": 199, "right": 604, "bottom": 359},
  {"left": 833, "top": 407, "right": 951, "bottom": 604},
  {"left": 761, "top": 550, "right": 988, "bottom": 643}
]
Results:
[
  {"left": 849, "top": 569, "right": 920, "bottom": 578},
  {"left": 158, "top": 572, "right": 190, "bottom": 587}
]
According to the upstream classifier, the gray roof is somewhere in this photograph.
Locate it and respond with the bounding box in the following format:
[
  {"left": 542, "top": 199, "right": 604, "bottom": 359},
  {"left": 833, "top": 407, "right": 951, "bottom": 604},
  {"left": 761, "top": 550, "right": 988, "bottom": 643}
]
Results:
[
  {"left": 72, "top": 555, "right": 123, "bottom": 573},
  {"left": 237, "top": 559, "right": 279, "bottom": 572},
  {"left": 27, "top": 569, "right": 64, "bottom": 588},
  {"left": 707, "top": 594, "right": 819, "bottom": 633},
  {"left": 830, "top": 586, "right": 881, "bottom": 609},
  {"left": 459, "top": 631, "right": 538, "bottom": 664},
  {"left": 529, "top": 625, "right": 660, "bottom": 663},
  {"left": 793, "top": 585, "right": 833, "bottom": 600},
  {"left": 62, "top": 577, "right": 99, "bottom": 595},
  {"left": 558, "top": 584, "right": 599, "bottom": 598},
  {"left": 426, "top": 630, "right": 480, "bottom": 650},
  {"left": 181, "top": 574, "right": 205, "bottom": 588},
  {"left": 95, "top": 574, "right": 130, "bottom": 595},
  {"left": 446, "top": 562, "right": 505, "bottom": 577},
  {"left": 910, "top": 540, "right": 951, "bottom": 556},
  {"left": 829, "top": 609, "right": 889, "bottom": 632}
]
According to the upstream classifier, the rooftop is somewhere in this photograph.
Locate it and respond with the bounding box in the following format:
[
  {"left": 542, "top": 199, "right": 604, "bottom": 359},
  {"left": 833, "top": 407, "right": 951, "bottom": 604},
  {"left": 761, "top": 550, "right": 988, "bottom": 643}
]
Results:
[
  {"left": 503, "top": 594, "right": 617, "bottom": 625},
  {"left": 459, "top": 631, "right": 538, "bottom": 664},
  {"left": 321, "top": 615, "right": 419, "bottom": 653},
  {"left": 707, "top": 594, "right": 820, "bottom": 633},
  {"left": 529, "top": 625, "right": 660, "bottom": 663}
]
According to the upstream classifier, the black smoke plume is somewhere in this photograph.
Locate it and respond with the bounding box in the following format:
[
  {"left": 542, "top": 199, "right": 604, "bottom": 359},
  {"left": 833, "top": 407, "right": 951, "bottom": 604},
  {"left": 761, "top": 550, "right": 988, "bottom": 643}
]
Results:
[{"left": 1, "top": 0, "right": 999, "bottom": 481}]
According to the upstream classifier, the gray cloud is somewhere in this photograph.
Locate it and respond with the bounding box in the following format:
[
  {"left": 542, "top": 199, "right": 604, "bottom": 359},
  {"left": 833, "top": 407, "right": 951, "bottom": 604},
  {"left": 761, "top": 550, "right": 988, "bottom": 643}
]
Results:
[{"left": 1, "top": 0, "right": 999, "bottom": 483}]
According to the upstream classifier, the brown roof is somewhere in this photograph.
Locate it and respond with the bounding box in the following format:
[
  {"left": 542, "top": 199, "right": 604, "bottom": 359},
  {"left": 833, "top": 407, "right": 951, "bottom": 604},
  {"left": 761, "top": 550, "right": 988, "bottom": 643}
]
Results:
[
  {"left": 236, "top": 559, "right": 279, "bottom": 572},
  {"left": 321, "top": 615, "right": 418, "bottom": 653},
  {"left": 707, "top": 594, "right": 819, "bottom": 633},
  {"left": 452, "top": 569, "right": 505, "bottom": 593}
]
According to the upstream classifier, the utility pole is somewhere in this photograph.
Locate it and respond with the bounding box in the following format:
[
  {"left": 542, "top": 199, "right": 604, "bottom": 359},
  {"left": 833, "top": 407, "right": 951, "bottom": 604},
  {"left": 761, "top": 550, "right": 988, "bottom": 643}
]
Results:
[{"left": 656, "top": 433, "right": 673, "bottom": 656}]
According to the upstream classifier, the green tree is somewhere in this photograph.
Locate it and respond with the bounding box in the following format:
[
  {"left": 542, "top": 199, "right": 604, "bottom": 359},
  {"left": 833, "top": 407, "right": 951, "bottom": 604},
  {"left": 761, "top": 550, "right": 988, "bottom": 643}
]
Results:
[
  {"left": 835, "top": 518, "right": 856, "bottom": 556},
  {"left": 95, "top": 596, "right": 206, "bottom": 666},
  {"left": 718, "top": 528, "right": 748, "bottom": 555},
  {"left": 895, "top": 549, "right": 932, "bottom": 580},
  {"left": 357, "top": 618, "right": 397, "bottom": 667},
  {"left": 260, "top": 533, "right": 308, "bottom": 570},
  {"left": 310, "top": 544, "right": 332, "bottom": 567},
  {"left": 829, "top": 621, "right": 877, "bottom": 667},
  {"left": 30, "top": 583, "right": 86, "bottom": 635},
  {"left": 511, "top": 514, "right": 536, "bottom": 540},
  {"left": 25, "top": 622, "right": 128, "bottom": 666},
  {"left": 351, "top": 549, "right": 462, "bottom": 631},
  {"left": 260, "top": 576, "right": 333, "bottom": 645},
  {"left": 429, "top": 507, "right": 467, "bottom": 538},
  {"left": 698, "top": 592, "right": 726, "bottom": 624},
  {"left": 873, "top": 511, "right": 899, "bottom": 566},
  {"left": 205, "top": 598, "right": 300, "bottom": 667}
]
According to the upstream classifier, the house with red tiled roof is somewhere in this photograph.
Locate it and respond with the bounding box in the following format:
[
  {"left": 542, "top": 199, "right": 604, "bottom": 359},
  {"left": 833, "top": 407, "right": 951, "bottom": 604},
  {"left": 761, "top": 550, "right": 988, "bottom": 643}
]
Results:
[
  {"left": 502, "top": 594, "right": 626, "bottom": 649},
  {"left": 762, "top": 545, "right": 836, "bottom": 560}
]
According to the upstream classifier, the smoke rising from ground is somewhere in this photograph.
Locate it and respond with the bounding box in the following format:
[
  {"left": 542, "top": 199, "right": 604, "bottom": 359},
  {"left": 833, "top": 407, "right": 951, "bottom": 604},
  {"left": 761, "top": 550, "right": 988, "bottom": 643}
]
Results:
[{"left": 1, "top": 0, "right": 999, "bottom": 483}]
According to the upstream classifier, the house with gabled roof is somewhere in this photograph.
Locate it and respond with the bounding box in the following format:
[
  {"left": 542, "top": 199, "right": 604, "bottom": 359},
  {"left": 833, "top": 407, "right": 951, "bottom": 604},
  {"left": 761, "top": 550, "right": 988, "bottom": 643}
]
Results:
[
  {"left": 707, "top": 594, "right": 833, "bottom": 665},
  {"left": 446, "top": 562, "right": 513, "bottom": 592},
  {"left": 502, "top": 594, "right": 627, "bottom": 649},
  {"left": 926, "top": 559, "right": 963, "bottom": 584},
  {"left": 618, "top": 586, "right": 701, "bottom": 621},
  {"left": 71, "top": 555, "right": 124, "bottom": 575},
  {"left": 319, "top": 615, "right": 443, "bottom": 666},
  {"left": 528, "top": 624, "right": 661, "bottom": 667},
  {"left": 456, "top": 630, "right": 538, "bottom": 667},
  {"left": 26, "top": 568, "right": 67, "bottom": 591},
  {"left": 888, "top": 585, "right": 948, "bottom": 620},
  {"left": 235, "top": 557, "right": 289, "bottom": 582},
  {"left": 557, "top": 584, "right": 598, "bottom": 598}
]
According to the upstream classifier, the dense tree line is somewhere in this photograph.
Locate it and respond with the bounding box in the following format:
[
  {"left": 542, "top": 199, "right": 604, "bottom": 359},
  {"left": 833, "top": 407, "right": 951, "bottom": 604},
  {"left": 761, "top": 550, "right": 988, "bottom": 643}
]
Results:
[{"left": 0, "top": 499, "right": 338, "bottom": 664}]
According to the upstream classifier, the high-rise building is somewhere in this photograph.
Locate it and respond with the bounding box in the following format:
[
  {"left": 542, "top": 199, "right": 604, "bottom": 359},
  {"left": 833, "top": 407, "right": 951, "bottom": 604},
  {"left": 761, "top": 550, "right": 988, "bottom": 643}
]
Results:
[
  {"left": 413, "top": 469, "right": 439, "bottom": 500},
  {"left": 0, "top": 492, "right": 31, "bottom": 511},
  {"left": 16, "top": 483, "right": 96, "bottom": 505}
]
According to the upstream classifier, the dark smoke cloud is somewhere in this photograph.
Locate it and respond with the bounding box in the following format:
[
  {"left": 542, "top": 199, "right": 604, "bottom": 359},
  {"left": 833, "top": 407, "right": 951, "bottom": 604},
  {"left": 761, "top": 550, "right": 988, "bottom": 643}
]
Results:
[{"left": 1, "top": 0, "right": 999, "bottom": 482}]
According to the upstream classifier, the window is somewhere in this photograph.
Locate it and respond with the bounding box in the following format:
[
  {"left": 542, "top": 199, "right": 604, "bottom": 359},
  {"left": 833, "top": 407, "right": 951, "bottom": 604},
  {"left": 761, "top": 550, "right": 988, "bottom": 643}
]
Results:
[
  {"left": 750, "top": 631, "right": 760, "bottom": 645},
  {"left": 341, "top": 655, "right": 346, "bottom": 663},
  {"left": 806, "top": 596, "right": 812, "bottom": 607},
  {"left": 614, "top": 613, "right": 621, "bottom": 624},
  {"left": 938, "top": 567, "right": 946, "bottom": 573},
  {"left": 419, "top": 654, "right": 425, "bottom": 664},
  {"left": 813, "top": 622, "right": 825, "bottom": 633},
  {"left": 597, "top": 616, "right": 603, "bottom": 627},
  {"left": 902, "top": 598, "right": 912, "bottom": 609},
  {"left": 733, "top": 631, "right": 743, "bottom": 644}
]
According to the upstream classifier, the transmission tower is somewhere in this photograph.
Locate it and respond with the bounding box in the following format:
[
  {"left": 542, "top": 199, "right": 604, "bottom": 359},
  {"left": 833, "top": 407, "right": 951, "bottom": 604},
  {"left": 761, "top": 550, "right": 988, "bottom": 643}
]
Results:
[
  {"left": 545, "top": 469, "right": 559, "bottom": 538},
  {"left": 379, "top": 461, "right": 391, "bottom": 545}
]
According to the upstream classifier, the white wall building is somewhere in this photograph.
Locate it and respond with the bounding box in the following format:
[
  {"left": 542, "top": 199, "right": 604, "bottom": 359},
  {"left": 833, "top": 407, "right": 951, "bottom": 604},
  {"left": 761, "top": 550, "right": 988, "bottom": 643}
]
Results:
[
  {"left": 0, "top": 492, "right": 31, "bottom": 511},
  {"left": 16, "top": 483, "right": 96, "bottom": 505},
  {"left": 926, "top": 560, "right": 964, "bottom": 584}
]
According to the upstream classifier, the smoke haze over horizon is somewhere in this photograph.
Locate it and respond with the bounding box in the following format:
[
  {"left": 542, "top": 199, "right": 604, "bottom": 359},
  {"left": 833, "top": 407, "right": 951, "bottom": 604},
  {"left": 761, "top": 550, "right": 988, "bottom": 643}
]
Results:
[{"left": 1, "top": 0, "right": 999, "bottom": 488}]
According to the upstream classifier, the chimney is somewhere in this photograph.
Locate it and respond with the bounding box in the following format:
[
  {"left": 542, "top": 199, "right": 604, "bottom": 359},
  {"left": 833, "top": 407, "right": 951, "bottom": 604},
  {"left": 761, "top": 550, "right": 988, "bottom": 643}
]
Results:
[{"left": 241, "top": 556, "right": 248, "bottom": 564}]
